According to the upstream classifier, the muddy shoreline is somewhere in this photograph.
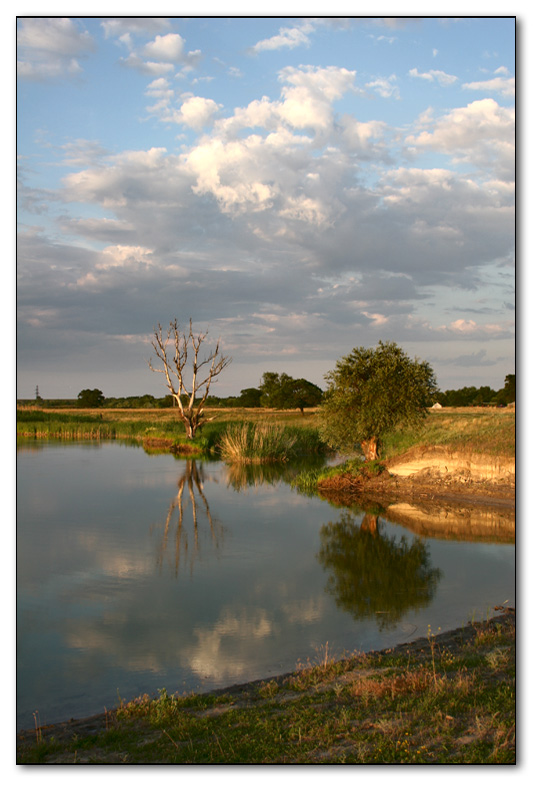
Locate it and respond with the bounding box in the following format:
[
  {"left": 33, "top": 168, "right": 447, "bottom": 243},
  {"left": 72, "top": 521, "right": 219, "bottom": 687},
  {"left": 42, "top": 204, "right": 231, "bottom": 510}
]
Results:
[{"left": 317, "top": 469, "right": 515, "bottom": 512}]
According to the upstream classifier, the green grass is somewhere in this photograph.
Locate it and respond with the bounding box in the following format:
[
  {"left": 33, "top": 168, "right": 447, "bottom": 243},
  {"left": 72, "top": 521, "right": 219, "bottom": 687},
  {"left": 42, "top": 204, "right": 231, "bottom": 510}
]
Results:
[
  {"left": 292, "top": 458, "right": 385, "bottom": 495},
  {"left": 17, "top": 611, "right": 515, "bottom": 764},
  {"left": 380, "top": 408, "right": 515, "bottom": 459},
  {"left": 17, "top": 408, "right": 326, "bottom": 460},
  {"left": 17, "top": 405, "right": 515, "bottom": 463}
]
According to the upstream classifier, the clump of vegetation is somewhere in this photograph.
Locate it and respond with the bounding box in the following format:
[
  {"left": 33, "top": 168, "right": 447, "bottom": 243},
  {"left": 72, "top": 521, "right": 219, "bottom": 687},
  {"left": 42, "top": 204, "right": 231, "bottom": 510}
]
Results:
[
  {"left": 17, "top": 610, "right": 515, "bottom": 764},
  {"left": 292, "top": 458, "right": 385, "bottom": 495},
  {"left": 218, "top": 422, "right": 324, "bottom": 463}
]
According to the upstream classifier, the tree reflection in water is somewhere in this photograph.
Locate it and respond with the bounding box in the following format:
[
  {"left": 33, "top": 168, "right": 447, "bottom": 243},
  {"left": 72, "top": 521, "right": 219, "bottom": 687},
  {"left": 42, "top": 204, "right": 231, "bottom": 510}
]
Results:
[
  {"left": 317, "top": 511, "right": 442, "bottom": 630},
  {"left": 157, "top": 460, "right": 224, "bottom": 576}
]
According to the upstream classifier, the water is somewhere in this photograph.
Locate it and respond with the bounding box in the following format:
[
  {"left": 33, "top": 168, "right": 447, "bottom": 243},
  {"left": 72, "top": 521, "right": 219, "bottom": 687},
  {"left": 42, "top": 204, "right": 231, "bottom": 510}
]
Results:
[{"left": 17, "top": 441, "right": 515, "bottom": 730}]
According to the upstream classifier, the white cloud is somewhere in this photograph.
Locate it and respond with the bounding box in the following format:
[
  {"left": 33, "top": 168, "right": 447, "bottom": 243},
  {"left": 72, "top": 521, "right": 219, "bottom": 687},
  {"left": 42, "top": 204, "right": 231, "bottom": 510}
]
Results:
[
  {"left": 462, "top": 76, "right": 515, "bottom": 98},
  {"left": 17, "top": 18, "right": 94, "bottom": 81},
  {"left": 444, "top": 319, "right": 514, "bottom": 337},
  {"left": 365, "top": 75, "right": 400, "bottom": 99},
  {"left": 143, "top": 33, "right": 185, "bottom": 62},
  {"left": 121, "top": 53, "right": 175, "bottom": 76},
  {"left": 95, "top": 245, "right": 154, "bottom": 270},
  {"left": 118, "top": 29, "right": 201, "bottom": 75},
  {"left": 177, "top": 95, "right": 222, "bottom": 129},
  {"left": 405, "top": 98, "right": 515, "bottom": 179},
  {"left": 17, "top": 17, "right": 93, "bottom": 56},
  {"left": 251, "top": 20, "right": 316, "bottom": 52},
  {"left": 101, "top": 18, "right": 170, "bottom": 39},
  {"left": 277, "top": 65, "right": 356, "bottom": 131},
  {"left": 185, "top": 135, "right": 276, "bottom": 215},
  {"left": 409, "top": 67, "right": 458, "bottom": 86}
]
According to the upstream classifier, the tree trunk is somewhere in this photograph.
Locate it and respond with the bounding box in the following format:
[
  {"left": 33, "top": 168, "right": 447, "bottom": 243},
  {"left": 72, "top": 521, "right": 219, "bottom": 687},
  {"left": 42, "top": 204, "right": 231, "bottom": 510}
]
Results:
[
  {"left": 361, "top": 514, "right": 378, "bottom": 536},
  {"left": 361, "top": 437, "right": 378, "bottom": 461}
]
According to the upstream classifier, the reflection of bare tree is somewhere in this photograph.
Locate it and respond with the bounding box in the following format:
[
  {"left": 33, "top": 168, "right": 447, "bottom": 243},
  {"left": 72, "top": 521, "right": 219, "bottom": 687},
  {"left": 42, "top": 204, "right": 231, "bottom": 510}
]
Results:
[{"left": 157, "top": 460, "right": 224, "bottom": 576}]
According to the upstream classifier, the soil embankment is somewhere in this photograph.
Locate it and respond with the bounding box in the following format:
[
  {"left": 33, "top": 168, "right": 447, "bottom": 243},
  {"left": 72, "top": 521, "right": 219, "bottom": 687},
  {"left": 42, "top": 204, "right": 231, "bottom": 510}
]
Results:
[{"left": 318, "top": 445, "right": 515, "bottom": 512}]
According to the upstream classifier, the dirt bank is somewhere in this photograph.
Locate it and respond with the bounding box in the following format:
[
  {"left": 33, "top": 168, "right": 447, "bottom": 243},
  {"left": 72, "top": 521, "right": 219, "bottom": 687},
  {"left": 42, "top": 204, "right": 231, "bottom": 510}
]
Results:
[
  {"left": 386, "top": 445, "right": 515, "bottom": 483},
  {"left": 318, "top": 446, "right": 515, "bottom": 512}
]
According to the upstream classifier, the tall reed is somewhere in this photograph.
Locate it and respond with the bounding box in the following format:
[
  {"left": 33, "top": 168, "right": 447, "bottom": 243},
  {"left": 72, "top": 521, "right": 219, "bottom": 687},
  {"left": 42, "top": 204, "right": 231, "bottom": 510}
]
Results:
[{"left": 218, "top": 422, "right": 299, "bottom": 463}]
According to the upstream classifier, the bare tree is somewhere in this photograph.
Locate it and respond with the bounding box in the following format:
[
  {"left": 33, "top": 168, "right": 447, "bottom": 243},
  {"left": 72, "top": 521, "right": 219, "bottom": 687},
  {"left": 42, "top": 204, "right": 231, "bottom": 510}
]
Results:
[{"left": 148, "top": 318, "right": 231, "bottom": 439}]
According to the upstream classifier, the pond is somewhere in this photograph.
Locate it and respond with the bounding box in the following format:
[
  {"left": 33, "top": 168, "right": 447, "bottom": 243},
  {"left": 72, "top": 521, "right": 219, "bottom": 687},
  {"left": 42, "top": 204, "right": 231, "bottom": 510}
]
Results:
[{"left": 17, "top": 440, "right": 515, "bottom": 730}]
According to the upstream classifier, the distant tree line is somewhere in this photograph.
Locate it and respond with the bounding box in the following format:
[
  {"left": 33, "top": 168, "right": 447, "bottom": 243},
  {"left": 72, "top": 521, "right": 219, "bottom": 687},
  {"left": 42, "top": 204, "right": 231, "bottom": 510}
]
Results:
[
  {"left": 20, "top": 372, "right": 515, "bottom": 411},
  {"left": 433, "top": 374, "right": 515, "bottom": 407}
]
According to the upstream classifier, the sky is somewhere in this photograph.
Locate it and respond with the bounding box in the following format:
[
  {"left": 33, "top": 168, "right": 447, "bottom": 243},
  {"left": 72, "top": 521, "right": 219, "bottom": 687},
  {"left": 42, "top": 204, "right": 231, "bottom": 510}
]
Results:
[{"left": 16, "top": 14, "right": 516, "bottom": 399}]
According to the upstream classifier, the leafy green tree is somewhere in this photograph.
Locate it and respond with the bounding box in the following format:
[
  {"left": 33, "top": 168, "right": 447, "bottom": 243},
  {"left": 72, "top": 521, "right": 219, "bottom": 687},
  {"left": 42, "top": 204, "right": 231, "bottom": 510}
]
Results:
[
  {"left": 495, "top": 374, "right": 515, "bottom": 405},
  {"left": 239, "top": 387, "right": 262, "bottom": 407},
  {"left": 77, "top": 388, "right": 105, "bottom": 408},
  {"left": 290, "top": 378, "right": 324, "bottom": 414},
  {"left": 259, "top": 372, "right": 323, "bottom": 413},
  {"left": 259, "top": 372, "right": 291, "bottom": 408},
  {"left": 318, "top": 340, "right": 437, "bottom": 460}
]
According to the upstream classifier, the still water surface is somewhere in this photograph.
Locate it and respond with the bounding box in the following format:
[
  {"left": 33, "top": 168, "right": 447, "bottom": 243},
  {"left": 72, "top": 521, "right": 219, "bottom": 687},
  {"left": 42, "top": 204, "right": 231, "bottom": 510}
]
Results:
[{"left": 17, "top": 441, "right": 515, "bottom": 729}]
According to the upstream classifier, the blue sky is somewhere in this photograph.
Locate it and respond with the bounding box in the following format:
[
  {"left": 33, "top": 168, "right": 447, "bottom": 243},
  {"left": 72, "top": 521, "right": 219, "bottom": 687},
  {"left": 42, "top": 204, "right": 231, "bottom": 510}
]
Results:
[{"left": 16, "top": 14, "right": 516, "bottom": 399}]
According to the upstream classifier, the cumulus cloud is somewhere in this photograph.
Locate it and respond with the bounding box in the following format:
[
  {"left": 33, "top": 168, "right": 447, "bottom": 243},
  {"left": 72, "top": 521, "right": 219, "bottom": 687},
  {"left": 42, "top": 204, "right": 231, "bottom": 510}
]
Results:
[
  {"left": 120, "top": 54, "right": 175, "bottom": 76},
  {"left": 17, "top": 17, "right": 95, "bottom": 81},
  {"left": 365, "top": 75, "right": 400, "bottom": 99},
  {"left": 408, "top": 67, "right": 458, "bottom": 86},
  {"left": 444, "top": 319, "right": 513, "bottom": 337},
  {"left": 17, "top": 21, "right": 514, "bottom": 396},
  {"left": 116, "top": 28, "right": 201, "bottom": 75},
  {"left": 462, "top": 76, "right": 515, "bottom": 98},
  {"left": 143, "top": 33, "right": 186, "bottom": 62},
  {"left": 405, "top": 98, "right": 515, "bottom": 180},
  {"left": 251, "top": 20, "right": 316, "bottom": 52},
  {"left": 101, "top": 18, "right": 171, "bottom": 39}
]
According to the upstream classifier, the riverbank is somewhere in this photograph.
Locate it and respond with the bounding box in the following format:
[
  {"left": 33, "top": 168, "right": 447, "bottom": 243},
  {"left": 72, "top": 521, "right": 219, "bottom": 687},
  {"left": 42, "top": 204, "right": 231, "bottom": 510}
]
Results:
[
  {"left": 315, "top": 464, "right": 515, "bottom": 512},
  {"left": 17, "top": 607, "right": 515, "bottom": 764}
]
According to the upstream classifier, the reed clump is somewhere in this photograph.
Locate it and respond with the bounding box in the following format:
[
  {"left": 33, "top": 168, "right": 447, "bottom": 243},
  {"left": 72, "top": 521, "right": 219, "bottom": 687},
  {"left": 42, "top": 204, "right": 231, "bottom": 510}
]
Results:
[{"left": 218, "top": 422, "right": 323, "bottom": 463}]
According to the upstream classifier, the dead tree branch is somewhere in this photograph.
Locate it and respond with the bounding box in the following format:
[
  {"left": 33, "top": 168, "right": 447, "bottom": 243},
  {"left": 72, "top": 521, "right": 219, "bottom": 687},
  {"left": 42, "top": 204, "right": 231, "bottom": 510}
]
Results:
[{"left": 148, "top": 318, "right": 231, "bottom": 439}]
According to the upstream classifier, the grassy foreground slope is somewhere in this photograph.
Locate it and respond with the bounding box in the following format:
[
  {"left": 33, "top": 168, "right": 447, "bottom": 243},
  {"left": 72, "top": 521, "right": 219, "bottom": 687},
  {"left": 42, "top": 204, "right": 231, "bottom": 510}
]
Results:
[{"left": 17, "top": 609, "right": 515, "bottom": 764}]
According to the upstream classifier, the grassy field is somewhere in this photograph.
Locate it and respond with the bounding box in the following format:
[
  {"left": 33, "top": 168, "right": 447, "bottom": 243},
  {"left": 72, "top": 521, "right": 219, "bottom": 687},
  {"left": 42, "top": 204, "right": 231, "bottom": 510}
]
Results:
[
  {"left": 17, "top": 404, "right": 515, "bottom": 456},
  {"left": 380, "top": 406, "right": 515, "bottom": 460},
  {"left": 16, "top": 406, "right": 324, "bottom": 458},
  {"left": 17, "top": 609, "right": 515, "bottom": 764}
]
